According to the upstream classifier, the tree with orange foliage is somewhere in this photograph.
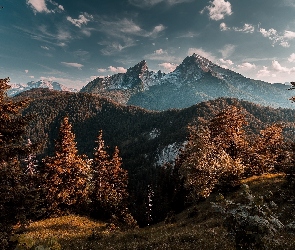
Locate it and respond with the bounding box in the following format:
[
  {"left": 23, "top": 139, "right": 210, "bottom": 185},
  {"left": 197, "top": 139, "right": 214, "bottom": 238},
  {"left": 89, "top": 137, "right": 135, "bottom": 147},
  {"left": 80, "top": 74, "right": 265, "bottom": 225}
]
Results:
[
  {"left": 209, "top": 105, "right": 248, "bottom": 160},
  {"left": 42, "top": 117, "right": 90, "bottom": 214},
  {"left": 91, "top": 131, "right": 136, "bottom": 227}
]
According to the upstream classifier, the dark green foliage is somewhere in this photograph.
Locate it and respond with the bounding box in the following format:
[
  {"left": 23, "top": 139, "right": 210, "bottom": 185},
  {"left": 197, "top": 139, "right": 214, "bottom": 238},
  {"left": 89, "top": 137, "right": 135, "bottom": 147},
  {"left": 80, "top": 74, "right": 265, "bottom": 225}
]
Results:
[{"left": 90, "top": 131, "right": 137, "bottom": 228}]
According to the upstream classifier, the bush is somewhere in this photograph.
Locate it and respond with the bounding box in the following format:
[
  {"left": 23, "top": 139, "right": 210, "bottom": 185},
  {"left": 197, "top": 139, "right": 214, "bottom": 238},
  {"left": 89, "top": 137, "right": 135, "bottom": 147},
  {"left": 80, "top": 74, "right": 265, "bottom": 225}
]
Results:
[{"left": 212, "top": 184, "right": 284, "bottom": 249}]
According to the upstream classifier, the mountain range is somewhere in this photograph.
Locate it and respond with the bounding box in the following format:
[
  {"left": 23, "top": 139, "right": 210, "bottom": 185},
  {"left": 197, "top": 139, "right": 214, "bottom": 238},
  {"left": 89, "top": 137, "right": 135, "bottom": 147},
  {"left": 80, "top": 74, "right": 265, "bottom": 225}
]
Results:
[
  {"left": 7, "top": 79, "right": 77, "bottom": 97},
  {"left": 81, "top": 54, "right": 294, "bottom": 110}
]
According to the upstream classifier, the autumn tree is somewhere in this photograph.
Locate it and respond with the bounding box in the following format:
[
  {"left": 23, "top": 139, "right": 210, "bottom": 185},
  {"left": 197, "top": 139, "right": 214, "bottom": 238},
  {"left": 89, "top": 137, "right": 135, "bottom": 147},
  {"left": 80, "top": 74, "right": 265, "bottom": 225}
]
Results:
[
  {"left": 247, "top": 124, "right": 284, "bottom": 175},
  {"left": 178, "top": 124, "right": 244, "bottom": 201},
  {"left": 42, "top": 117, "right": 90, "bottom": 214},
  {"left": 0, "top": 77, "right": 38, "bottom": 249},
  {"left": 91, "top": 131, "right": 136, "bottom": 227},
  {"left": 209, "top": 105, "right": 248, "bottom": 160}
]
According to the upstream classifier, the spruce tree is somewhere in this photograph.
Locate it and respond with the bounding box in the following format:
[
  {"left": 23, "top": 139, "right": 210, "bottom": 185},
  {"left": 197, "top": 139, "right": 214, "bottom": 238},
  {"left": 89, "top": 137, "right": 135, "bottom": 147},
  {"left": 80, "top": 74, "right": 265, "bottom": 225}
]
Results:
[
  {"left": 42, "top": 117, "right": 89, "bottom": 214},
  {"left": 91, "top": 131, "right": 136, "bottom": 227}
]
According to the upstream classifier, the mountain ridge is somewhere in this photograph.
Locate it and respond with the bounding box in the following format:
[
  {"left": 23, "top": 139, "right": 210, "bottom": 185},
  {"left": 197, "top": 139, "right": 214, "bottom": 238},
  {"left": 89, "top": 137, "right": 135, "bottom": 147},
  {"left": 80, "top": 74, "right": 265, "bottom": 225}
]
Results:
[
  {"left": 8, "top": 79, "right": 77, "bottom": 97},
  {"left": 81, "top": 53, "right": 294, "bottom": 110}
]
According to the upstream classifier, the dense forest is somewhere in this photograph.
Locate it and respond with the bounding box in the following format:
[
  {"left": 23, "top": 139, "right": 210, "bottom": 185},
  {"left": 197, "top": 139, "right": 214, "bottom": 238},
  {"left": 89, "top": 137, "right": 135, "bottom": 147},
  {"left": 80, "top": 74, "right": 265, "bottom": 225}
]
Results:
[{"left": 2, "top": 77, "right": 295, "bottom": 249}]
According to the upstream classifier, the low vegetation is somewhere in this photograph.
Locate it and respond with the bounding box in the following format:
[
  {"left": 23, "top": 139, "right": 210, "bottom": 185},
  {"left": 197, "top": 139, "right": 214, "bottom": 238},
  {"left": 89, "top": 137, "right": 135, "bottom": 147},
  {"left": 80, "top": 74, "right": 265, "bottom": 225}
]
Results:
[{"left": 12, "top": 174, "right": 295, "bottom": 249}]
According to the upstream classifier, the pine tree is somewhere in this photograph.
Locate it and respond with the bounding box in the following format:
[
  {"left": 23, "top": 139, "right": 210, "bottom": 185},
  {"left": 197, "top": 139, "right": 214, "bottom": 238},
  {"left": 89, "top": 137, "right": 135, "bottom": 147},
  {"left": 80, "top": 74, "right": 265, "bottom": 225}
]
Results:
[
  {"left": 42, "top": 117, "right": 90, "bottom": 214},
  {"left": 91, "top": 131, "right": 136, "bottom": 227}
]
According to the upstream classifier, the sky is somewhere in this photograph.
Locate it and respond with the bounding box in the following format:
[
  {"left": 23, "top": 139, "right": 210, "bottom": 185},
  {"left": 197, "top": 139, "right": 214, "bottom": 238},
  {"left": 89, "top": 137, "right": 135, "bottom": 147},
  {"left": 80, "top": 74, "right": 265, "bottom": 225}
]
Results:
[{"left": 0, "top": 0, "right": 295, "bottom": 90}]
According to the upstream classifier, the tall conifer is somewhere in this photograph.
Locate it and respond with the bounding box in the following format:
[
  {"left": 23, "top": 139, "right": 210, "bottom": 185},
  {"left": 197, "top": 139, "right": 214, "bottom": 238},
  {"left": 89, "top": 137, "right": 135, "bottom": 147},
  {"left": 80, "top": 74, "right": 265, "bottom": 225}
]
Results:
[
  {"left": 42, "top": 117, "right": 89, "bottom": 214},
  {"left": 0, "top": 77, "right": 36, "bottom": 249},
  {"left": 91, "top": 131, "right": 136, "bottom": 227}
]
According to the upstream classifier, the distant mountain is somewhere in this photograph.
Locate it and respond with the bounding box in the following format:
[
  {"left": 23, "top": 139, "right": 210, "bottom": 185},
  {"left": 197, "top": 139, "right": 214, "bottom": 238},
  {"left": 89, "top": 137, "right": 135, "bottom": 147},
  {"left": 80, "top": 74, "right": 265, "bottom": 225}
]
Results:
[
  {"left": 81, "top": 54, "right": 294, "bottom": 110},
  {"left": 7, "top": 79, "right": 77, "bottom": 97}
]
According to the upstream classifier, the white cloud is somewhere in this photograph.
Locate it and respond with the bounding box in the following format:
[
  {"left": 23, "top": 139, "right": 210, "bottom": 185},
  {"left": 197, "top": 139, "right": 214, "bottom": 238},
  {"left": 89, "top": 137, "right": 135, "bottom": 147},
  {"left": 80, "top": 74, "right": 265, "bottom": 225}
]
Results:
[
  {"left": 41, "top": 45, "right": 50, "bottom": 50},
  {"left": 25, "top": 70, "right": 29, "bottom": 74},
  {"left": 284, "top": 30, "right": 295, "bottom": 39},
  {"left": 99, "top": 39, "right": 135, "bottom": 55},
  {"left": 129, "top": 0, "right": 192, "bottom": 8},
  {"left": 284, "top": 0, "right": 295, "bottom": 8},
  {"left": 98, "top": 18, "right": 165, "bottom": 38},
  {"left": 155, "top": 49, "right": 165, "bottom": 55},
  {"left": 67, "top": 13, "right": 93, "bottom": 28},
  {"left": 233, "top": 23, "right": 255, "bottom": 33},
  {"left": 257, "top": 66, "right": 272, "bottom": 78},
  {"left": 97, "top": 18, "right": 165, "bottom": 55},
  {"left": 188, "top": 48, "right": 217, "bottom": 62},
  {"left": 220, "top": 22, "right": 230, "bottom": 31},
  {"left": 201, "top": 0, "right": 232, "bottom": 21},
  {"left": 26, "top": 0, "right": 64, "bottom": 14},
  {"left": 108, "top": 66, "right": 127, "bottom": 73},
  {"left": 288, "top": 53, "right": 295, "bottom": 62},
  {"left": 150, "top": 25, "right": 166, "bottom": 37},
  {"left": 97, "top": 68, "right": 107, "bottom": 73},
  {"left": 272, "top": 60, "right": 295, "bottom": 73},
  {"left": 29, "top": 76, "right": 35, "bottom": 79},
  {"left": 98, "top": 66, "right": 127, "bottom": 74},
  {"left": 237, "top": 62, "right": 256, "bottom": 70},
  {"left": 219, "top": 59, "right": 233, "bottom": 65},
  {"left": 145, "top": 49, "right": 180, "bottom": 63},
  {"left": 27, "top": 0, "right": 50, "bottom": 13},
  {"left": 259, "top": 27, "right": 295, "bottom": 47},
  {"left": 61, "top": 62, "right": 84, "bottom": 69},
  {"left": 221, "top": 23, "right": 255, "bottom": 33},
  {"left": 219, "top": 44, "right": 235, "bottom": 58},
  {"left": 158, "top": 63, "right": 178, "bottom": 72}
]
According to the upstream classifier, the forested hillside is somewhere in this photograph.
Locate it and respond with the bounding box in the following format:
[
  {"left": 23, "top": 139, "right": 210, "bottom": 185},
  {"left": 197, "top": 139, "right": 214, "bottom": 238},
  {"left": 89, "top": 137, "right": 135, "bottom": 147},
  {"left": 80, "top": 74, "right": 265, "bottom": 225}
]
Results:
[{"left": 3, "top": 81, "right": 295, "bottom": 249}]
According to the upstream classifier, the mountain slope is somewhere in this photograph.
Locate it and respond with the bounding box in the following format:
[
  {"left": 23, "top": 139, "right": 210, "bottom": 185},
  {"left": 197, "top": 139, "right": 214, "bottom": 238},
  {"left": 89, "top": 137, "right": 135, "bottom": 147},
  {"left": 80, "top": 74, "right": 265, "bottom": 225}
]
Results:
[
  {"left": 81, "top": 54, "right": 293, "bottom": 110},
  {"left": 16, "top": 89, "right": 295, "bottom": 225},
  {"left": 18, "top": 89, "right": 295, "bottom": 175},
  {"left": 15, "top": 174, "right": 295, "bottom": 249}
]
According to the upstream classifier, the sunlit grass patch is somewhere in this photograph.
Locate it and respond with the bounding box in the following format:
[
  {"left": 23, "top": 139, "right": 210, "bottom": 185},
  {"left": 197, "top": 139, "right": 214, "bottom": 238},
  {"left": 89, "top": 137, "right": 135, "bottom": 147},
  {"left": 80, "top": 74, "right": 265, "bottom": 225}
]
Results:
[{"left": 18, "top": 214, "right": 106, "bottom": 248}]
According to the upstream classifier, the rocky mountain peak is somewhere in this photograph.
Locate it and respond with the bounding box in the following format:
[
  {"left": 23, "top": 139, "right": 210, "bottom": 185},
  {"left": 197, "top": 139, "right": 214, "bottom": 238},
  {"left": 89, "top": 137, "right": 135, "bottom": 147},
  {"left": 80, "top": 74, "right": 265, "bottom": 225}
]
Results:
[{"left": 7, "top": 80, "right": 77, "bottom": 97}]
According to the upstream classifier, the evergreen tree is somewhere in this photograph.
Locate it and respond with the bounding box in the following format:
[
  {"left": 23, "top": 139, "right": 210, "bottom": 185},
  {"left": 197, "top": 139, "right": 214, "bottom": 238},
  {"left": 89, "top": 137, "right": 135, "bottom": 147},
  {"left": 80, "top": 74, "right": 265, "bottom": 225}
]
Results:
[
  {"left": 0, "top": 77, "right": 37, "bottom": 249},
  {"left": 42, "top": 117, "right": 90, "bottom": 214},
  {"left": 91, "top": 131, "right": 136, "bottom": 227}
]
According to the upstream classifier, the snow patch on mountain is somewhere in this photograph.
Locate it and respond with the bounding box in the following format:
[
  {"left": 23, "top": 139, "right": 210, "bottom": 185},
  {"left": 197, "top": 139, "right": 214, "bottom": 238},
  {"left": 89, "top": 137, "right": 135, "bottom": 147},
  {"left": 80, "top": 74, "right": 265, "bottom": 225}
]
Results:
[
  {"left": 8, "top": 80, "right": 77, "bottom": 97},
  {"left": 148, "top": 128, "right": 160, "bottom": 140},
  {"left": 155, "top": 142, "right": 186, "bottom": 166}
]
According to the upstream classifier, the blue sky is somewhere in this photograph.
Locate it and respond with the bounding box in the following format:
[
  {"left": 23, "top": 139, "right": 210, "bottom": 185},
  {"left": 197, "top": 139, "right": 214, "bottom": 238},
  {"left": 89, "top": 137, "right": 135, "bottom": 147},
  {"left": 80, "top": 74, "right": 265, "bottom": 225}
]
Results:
[{"left": 1, "top": 0, "right": 295, "bottom": 89}]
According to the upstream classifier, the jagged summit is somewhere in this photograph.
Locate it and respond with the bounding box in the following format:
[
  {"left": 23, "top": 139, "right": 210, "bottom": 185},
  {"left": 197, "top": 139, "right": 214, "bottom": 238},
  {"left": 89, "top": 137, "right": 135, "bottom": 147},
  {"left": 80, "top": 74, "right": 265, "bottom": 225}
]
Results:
[
  {"left": 81, "top": 54, "right": 294, "bottom": 110},
  {"left": 80, "top": 60, "right": 165, "bottom": 97}
]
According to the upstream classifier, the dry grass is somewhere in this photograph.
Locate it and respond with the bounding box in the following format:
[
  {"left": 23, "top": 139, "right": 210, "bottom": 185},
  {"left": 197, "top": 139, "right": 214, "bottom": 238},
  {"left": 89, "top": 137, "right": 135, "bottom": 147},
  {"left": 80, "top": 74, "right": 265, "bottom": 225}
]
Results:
[{"left": 15, "top": 173, "right": 295, "bottom": 249}]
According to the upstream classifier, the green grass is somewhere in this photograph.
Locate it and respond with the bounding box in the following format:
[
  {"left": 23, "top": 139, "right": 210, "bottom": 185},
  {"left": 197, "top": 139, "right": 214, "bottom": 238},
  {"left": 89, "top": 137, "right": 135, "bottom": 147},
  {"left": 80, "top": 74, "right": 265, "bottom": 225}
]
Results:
[{"left": 13, "top": 174, "right": 295, "bottom": 249}]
